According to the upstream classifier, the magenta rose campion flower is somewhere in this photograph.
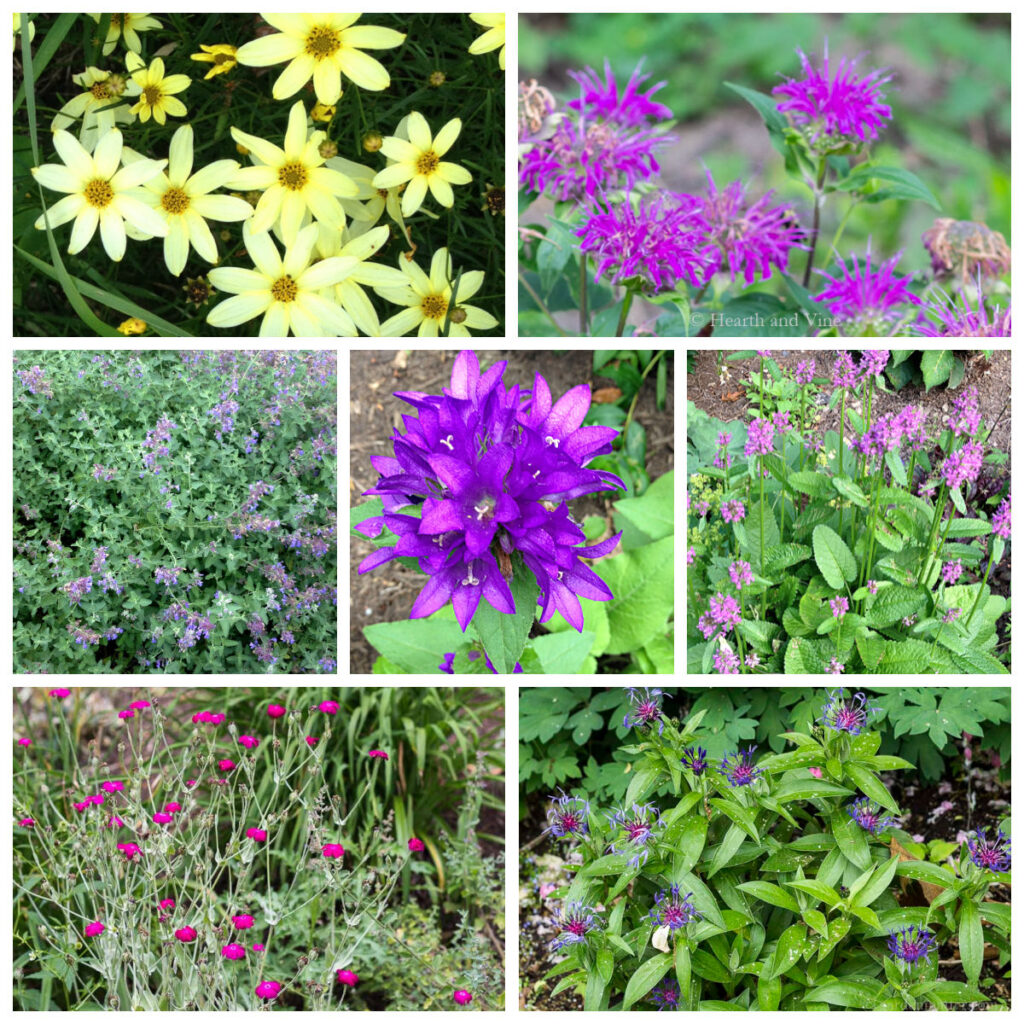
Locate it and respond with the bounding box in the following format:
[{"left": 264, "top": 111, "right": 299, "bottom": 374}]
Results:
[
  {"left": 266, "top": 704, "right": 286, "bottom": 718},
  {"left": 336, "top": 969, "right": 359, "bottom": 986},
  {"left": 408, "top": 837, "right": 425, "bottom": 852},
  {"left": 255, "top": 980, "right": 282, "bottom": 1000},
  {"left": 175, "top": 926, "right": 198, "bottom": 942},
  {"left": 322, "top": 843, "right": 345, "bottom": 859},
  {"left": 85, "top": 921, "right": 105, "bottom": 937},
  {"left": 232, "top": 914, "right": 255, "bottom": 929},
  {"left": 246, "top": 828, "right": 267, "bottom": 842}
]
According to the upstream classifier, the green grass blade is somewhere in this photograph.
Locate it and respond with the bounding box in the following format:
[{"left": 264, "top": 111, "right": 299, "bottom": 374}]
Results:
[{"left": 14, "top": 13, "right": 80, "bottom": 115}]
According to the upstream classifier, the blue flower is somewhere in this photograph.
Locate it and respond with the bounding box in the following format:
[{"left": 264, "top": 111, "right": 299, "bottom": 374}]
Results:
[
  {"left": 820, "top": 688, "right": 880, "bottom": 736},
  {"left": 649, "top": 979, "right": 681, "bottom": 1010},
  {"left": 720, "top": 746, "right": 763, "bottom": 788},
  {"left": 543, "top": 788, "right": 590, "bottom": 840},
  {"left": 967, "top": 828, "right": 1011, "bottom": 872},
  {"left": 648, "top": 886, "right": 700, "bottom": 930},
  {"left": 887, "top": 925, "right": 936, "bottom": 965},
  {"left": 680, "top": 746, "right": 707, "bottom": 776},
  {"left": 607, "top": 803, "right": 664, "bottom": 869},
  {"left": 623, "top": 687, "right": 665, "bottom": 734},
  {"left": 550, "top": 901, "right": 602, "bottom": 951},
  {"left": 848, "top": 797, "right": 897, "bottom": 835}
]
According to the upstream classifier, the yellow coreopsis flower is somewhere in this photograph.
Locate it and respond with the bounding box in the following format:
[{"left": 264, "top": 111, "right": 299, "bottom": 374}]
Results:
[
  {"left": 468, "top": 14, "right": 505, "bottom": 71},
  {"left": 235, "top": 14, "right": 405, "bottom": 105},
  {"left": 207, "top": 221, "right": 359, "bottom": 337},
  {"left": 375, "top": 247, "right": 498, "bottom": 338},
  {"left": 89, "top": 13, "right": 162, "bottom": 55},
  {"left": 228, "top": 100, "right": 359, "bottom": 244},
  {"left": 117, "top": 317, "right": 147, "bottom": 335},
  {"left": 52, "top": 67, "right": 134, "bottom": 149},
  {"left": 31, "top": 128, "right": 168, "bottom": 261},
  {"left": 125, "top": 54, "right": 191, "bottom": 125},
  {"left": 372, "top": 112, "right": 472, "bottom": 218},
  {"left": 190, "top": 44, "right": 238, "bottom": 80},
  {"left": 124, "top": 125, "right": 254, "bottom": 276}
]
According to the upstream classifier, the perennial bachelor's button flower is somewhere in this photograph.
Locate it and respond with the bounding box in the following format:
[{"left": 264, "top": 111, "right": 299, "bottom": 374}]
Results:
[
  {"left": 123, "top": 125, "right": 253, "bottom": 276},
  {"left": 207, "top": 221, "right": 359, "bottom": 337},
  {"left": 550, "top": 901, "right": 602, "bottom": 951},
  {"left": 125, "top": 53, "right": 191, "bottom": 126},
  {"left": 453, "top": 990, "right": 473, "bottom": 1006},
  {"left": 89, "top": 13, "right": 162, "bottom": 55},
  {"left": 720, "top": 746, "right": 763, "bottom": 787},
  {"left": 175, "top": 926, "right": 197, "bottom": 942},
  {"left": 680, "top": 746, "right": 708, "bottom": 776},
  {"left": 649, "top": 979, "right": 681, "bottom": 1010},
  {"left": 887, "top": 925, "right": 937, "bottom": 965},
  {"left": 52, "top": 67, "right": 134, "bottom": 148},
  {"left": 848, "top": 797, "right": 897, "bottom": 834},
  {"left": 607, "top": 803, "right": 664, "bottom": 868},
  {"left": 246, "top": 828, "right": 268, "bottom": 842},
  {"left": 267, "top": 703, "right": 286, "bottom": 718},
  {"left": 236, "top": 15, "right": 405, "bottom": 105},
  {"left": 368, "top": 749, "right": 388, "bottom": 760},
  {"left": 372, "top": 112, "right": 473, "bottom": 218},
  {"left": 85, "top": 921, "right": 105, "bottom": 937},
  {"left": 375, "top": 247, "right": 498, "bottom": 338},
  {"left": 32, "top": 128, "right": 168, "bottom": 261},
  {"left": 228, "top": 101, "right": 359, "bottom": 241},
  {"left": 543, "top": 788, "right": 590, "bottom": 840},
  {"left": 336, "top": 969, "right": 359, "bottom": 986},
  {"left": 623, "top": 687, "right": 665, "bottom": 733},
  {"left": 820, "top": 689, "right": 880, "bottom": 736},
  {"left": 966, "top": 828, "right": 1011, "bottom": 872},
  {"left": 813, "top": 249, "right": 923, "bottom": 334},
  {"left": 255, "top": 980, "right": 283, "bottom": 1000},
  {"left": 321, "top": 843, "right": 345, "bottom": 859},
  {"left": 190, "top": 43, "right": 238, "bottom": 80},
  {"left": 467, "top": 13, "right": 504, "bottom": 70},
  {"left": 649, "top": 885, "right": 701, "bottom": 930},
  {"left": 408, "top": 837, "right": 425, "bottom": 852}
]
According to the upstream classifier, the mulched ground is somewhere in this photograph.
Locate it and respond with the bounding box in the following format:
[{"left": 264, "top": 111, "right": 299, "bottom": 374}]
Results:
[{"left": 349, "top": 350, "right": 674, "bottom": 674}]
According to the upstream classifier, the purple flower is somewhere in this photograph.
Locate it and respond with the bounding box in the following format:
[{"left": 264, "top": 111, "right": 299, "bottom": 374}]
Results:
[
  {"left": 771, "top": 410, "right": 792, "bottom": 433},
  {"left": 813, "top": 250, "right": 923, "bottom": 333},
  {"left": 154, "top": 566, "right": 183, "bottom": 587},
  {"left": 848, "top": 797, "right": 897, "bottom": 835},
  {"left": 607, "top": 803, "right": 664, "bottom": 868},
  {"left": 729, "top": 560, "right": 754, "bottom": 589},
  {"left": 745, "top": 652, "right": 760, "bottom": 667},
  {"left": 543, "top": 789, "right": 590, "bottom": 840},
  {"left": 623, "top": 687, "right": 665, "bottom": 733},
  {"left": 991, "top": 494, "right": 1010, "bottom": 539},
  {"left": 773, "top": 43, "right": 893, "bottom": 146},
  {"left": 648, "top": 886, "right": 700, "bottom": 930},
  {"left": 699, "top": 170, "right": 807, "bottom": 285},
  {"left": 866, "top": 579, "right": 878, "bottom": 595},
  {"left": 709, "top": 592, "right": 741, "bottom": 632},
  {"left": 720, "top": 747, "right": 763, "bottom": 787},
  {"left": 686, "top": 546, "right": 696, "bottom": 565},
  {"left": 827, "top": 657, "right": 845, "bottom": 675},
  {"left": 850, "top": 412, "right": 903, "bottom": 460},
  {"left": 940, "top": 560, "right": 963, "bottom": 586},
  {"left": 743, "top": 418, "right": 775, "bottom": 457},
  {"left": 713, "top": 646, "right": 741, "bottom": 675},
  {"left": 795, "top": 358, "right": 816, "bottom": 386},
  {"left": 649, "top": 979, "right": 680, "bottom": 1011},
  {"left": 859, "top": 349, "right": 890, "bottom": 380},
  {"left": 141, "top": 415, "right": 178, "bottom": 474},
  {"left": 887, "top": 926, "right": 937, "bottom": 965},
  {"left": 829, "top": 596, "right": 849, "bottom": 619},
  {"left": 721, "top": 499, "right": 746, "bottom": 523},
  {"left": 17, "top": 365, "right": 54, "bottom": 398},
  {"left": 942, "top": 607, "right": 961, "bottom": 624},
  {"left": 947, "top": 387, "right": 982, "bottom": 438},
  {"left": 357, "top": 352, "right": 624, "bottom": 633},
  {"left": 62, "top": 575, "right": 93, "bottom": 605},
  {"left": 576, "top": 192, "right": 716, "bottom": 295},
  {"left": 915, "top": 288, "right": 1011, "bottom": 338},
  {"left": 90, "top": 547, "right": 108, "bottom": 572},
  {"left": 939, "top": 440, "right": 985, "bottom": 490},
  {"left": 550, "top": 901, "right": 602, "bottom": 951},
  {"left": 820, "top": 689, "right": 879, "bottom": 736},
  {"left": 966, "top": 828, "right": 1011, "bottom": 872},
  {"left": 897, "top": 405, "right": 929, "bottom": 450},
  {"left": 566, "top": 59, "right": 673, "bottom": 127},
  {"left": 680, "top": 746, "right": 707, "bottom": 776},
  {"left": 713, "top": 431, "right": 732, "bottom": 469}
]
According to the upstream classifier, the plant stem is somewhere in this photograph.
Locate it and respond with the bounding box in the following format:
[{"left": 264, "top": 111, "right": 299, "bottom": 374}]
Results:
[
  {"left": 614, "top": 288, "right": 634, "bottom": 338},
  {"left": 621, "top": 350, "right": 664, "bottom": 442},
  {"left": 965, "top": 551, "right": 997, "bottom": 628},
  {"left": 799, "top": 386, "right": 806, "bottom": 471},
  {"left": 579, "top": 257, "right": 588, "bottom": 335},
  {"left": 759, "top": 455, "right": 766, "bottom": 618},
  {"left": 837, "top": 388, "right": 846, "bottom": 536},
  {"left": 517, "top": 272, "right": 567, "bottom": 335},
  {"left": 802, "top": 156, "right": 829, "bottom": 287}
]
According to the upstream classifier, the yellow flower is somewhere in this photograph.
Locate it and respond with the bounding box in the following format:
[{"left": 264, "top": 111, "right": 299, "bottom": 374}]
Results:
[
  {"left": 124, "top": 125, "right": 254, "bottom": 277},
  {"left": 125, "top": 54, "right": 191, "bottom": 125},
  {"left": 189, "top": 43, "right": 238, "bottom": 80},
  {"left": 228, "top": 100, "right": 359, "bottom": 244},
  {"left": 235, "top": 14, "right": 405, "bottom": 105},
  {"left": 89, "top": 14, "right": 162, "bottom": 56},
  {"left": 31, "top": 128, "right": 168, "bottom": 261},
  {"left": 310, "top": 102, "right": 336, "bottom": 123},
  {"left": 375, "top": 247, "right": 498, "bottom": 338},
  {"left": 207, "top": 221, "right": 360, "bottom": 337},
  {"left": 13, "top": 13, "right": 35, "bottom": 51},
  {"left": 52, "top": 67, "right": 134, "bottom": 150},
  {"left": 468, "top": 14, "right": 504, "bottom": 71},
  {"left": 117, "top": 317, "right": 147, "bottom": 335},
  {"left": 372, "top": 112, "right": 472, "bottom": 218}
]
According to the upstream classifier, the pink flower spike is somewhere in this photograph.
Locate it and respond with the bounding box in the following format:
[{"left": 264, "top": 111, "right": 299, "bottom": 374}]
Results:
[
  {"left": 267, "top": 704, "right": 286, "bottom": 718},
  {"left": 218, "top": 759, "right": 236, "bottom": 771},
  {"left": 85, "top": 921, "right": 105, "bottom": 937},
  {"left": 164, "top": 802, "right": 181, "bottom": 813},
  {"left": 17, "top": 738, "right": 31, "bottom": 746},
  {"left": 19, "top": 818, "right": 35, "bottom": 827},
  {"left": 454, "top": 989, "right": 473, "bottom": 1006},
  {"left": 48, "top": 688, "right": 71, "bottom": 698},
  {"left": 159, "top": 898, "right": 175, "bottom": 911},
  {"left": 175, "top": 926, "right": 197, "bottom": 942},
  {"left": 368, "top": 749, "right": 388, "bottom": 760},
  {"left": 408, "top": 838, "right": 425, "bottom": 852},
  {"left": 101, "top": 780, "right": 125, "bottom": 793},
  {"left": 232, "top": 914, "right": 255, "bottom": 930},
  {"left": 119, "top": 709, "right": 135, "bottom": 719},
  {"left": 306, "top": 736, "right": 319, "bottom": 746},
  {"left": 808, "top": 767, "right": 823, "bottom": 779},
  {"left": 246, "top": 828, "right": 268, "bottom": 842},
  {"left": 153, "top": 811, "right": 173, "bottom": 824},
  {"left": 222, "top": 943, "right": 246, "bottom": 960},
  {"left": 318, "top": 700, "right": 339, "bottom": 715},
  {"left": 238, "top": 735, "right": 259, "bottom": 749},
  {"left": 321, "top": 843, "right": 345, "bottom": 859},
  {"left": 255, "top": 981, "right": 282, "bottom": 1000},
  {"left": 336, "top": 969, "right": 359, "bottom": 986}
]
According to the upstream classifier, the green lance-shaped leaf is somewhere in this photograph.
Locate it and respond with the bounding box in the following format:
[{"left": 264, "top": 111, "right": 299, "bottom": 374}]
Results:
[{"left": 812, "top": 524, "right": 857, "bottom": 589}]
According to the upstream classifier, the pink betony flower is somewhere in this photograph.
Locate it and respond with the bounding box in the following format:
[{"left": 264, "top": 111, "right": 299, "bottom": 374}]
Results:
[
  {"left": 322, "top": 843, "right": 345, "bottom": 859},
  {"left": 255, "top": 981, "right": 282, "bottom": 1000},
  {"left": 85, "top": 921, "right": 105, "bottom": 937},
  {"left": 232, "top": 914, "right": 255, "bottom": 929},
  {"left": 246, "top": 828, "right": 267, "bottom": 842},
  {"left": 336, "top": 969, "right": 359, "bottom": 986},
  {"left": 408, "top": 837, "right": 425, "bottom": 852},
  {"left": 175, "top": 926, "right": 198, "bottom": 942},
  {"left": 266, "top": 704, "right": 286, "bottom": 718},
  {"left": 453, "top": 989, "right": 473, "bottom": 1006}
]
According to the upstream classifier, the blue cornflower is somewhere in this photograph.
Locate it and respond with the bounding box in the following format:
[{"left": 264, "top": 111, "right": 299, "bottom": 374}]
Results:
[
  {"left": 543, "top": 788, "right": 590, "bottom": 840},
  {"left": 887, "top": 925, "right": 937, "bottom": 965},
  {"left": 680, "top": 746, "right": 708, "bottom": 776},
  {"left": 623, "top": 687, "right": 665, "bottom": 734},
  {"left": 966, "top": 828, "right": 1011, "bottom": 873},
  {"left": 607, "top": 803, "right": 664, "bottom": 869},
  {"left": 848, "top": 797, "right": 897, "bottom": 835},
  {"left": 550, "top": 901, "right": 602, "bottom": 951},
  {"left": 648, "top": 886, "right": 700, "bottom": 930},
  {"left": 649, "top": 979, "right": 681, "bottom": 1010},
  {"left": 720, "top": 746, "right": 764, "bottom": 788},
  {"left": 819, "top": 689, "right": 881, "bottom": 736}
]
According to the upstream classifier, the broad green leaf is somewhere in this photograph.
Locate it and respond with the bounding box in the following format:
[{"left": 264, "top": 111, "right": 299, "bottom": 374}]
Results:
[
  {"left": 762, "top": 542, "right": 812, "bottom": 576},
  {"left": 803, "top": 908, "right": 828, "bottom": 937},
  {"left": 812, "top": 525, "right": 857, "bottom": 589},
  {"left": 758, "top": 747, "right": 827, "bottom": 773},
  {"left": 764, "top": 923, "right": 807, "bottom": 980},
  {"left": 584, "top": 963, "right": 608, "bottom": 1010},
  {"left": 921, "top": 350, "right": 954, "bottom": 390},
  {"left": 530, "top": 630, "right": 595, "bottom": 675},
  {"left": 709, "top": 798, "right": 760, "bottom": 843},
  {"left": 470, "top": 563, "right": 539, "bottom": 673},
  {"left": 784, "top": 879, "right": 840, "bottom": 907},
  {"left": 844, "top": 763, "right": 899, "bottom": 814},
  {"left": 803, "top": 978, "right": 884, "bottom": 1008},
  {"left": 757, "top": 972, "right": 782, "bottom": 1011},
  {"left": 876, "top": 637, "right": 937, "bottom": 674},
  {"left": 613, "top": 470, "right": 674, "bottom": 544},
  {"left": 363, "top": 618, "right": 470, "bottom": 674},
  {"left": 673, "top": 814, "right": 708, "bottom": 878},
  {"left": 817, "top": 917, "right": 851, "bottom": 960},
  {"left": 595, "top": 535, "right": 673, "bottom": 655},
  {"left": 830, "top": 807, "right": 871, "bottom": 869},
  {"left": 788, "top": 471, "right": 833, "bottom": 499},
  {"left": 622, "top": 953, "right": 672, "bottom": 1010},
  {"left": 774, "top": 778, "right": 852, "bottom": 802},
  {"left": 709, "top": 823, "right": 747, "bottom": 878},
  {"left": 833, "top": 164, "right": 941, "bottom": 210},
  {"left": 735, "top": 881, "right": 800, "bottom": 914},
  {"left": 885, "top": 449, "right": 907, "bottom": 486},
  {"left": 928, "top": 982, "right": 986, "bottom": 1004},
  {"left": 831, "top": 476, "right": 868, "bottom": 507},
  {"left": 866, "top": 585, "right": 926, "bottom": 628}
]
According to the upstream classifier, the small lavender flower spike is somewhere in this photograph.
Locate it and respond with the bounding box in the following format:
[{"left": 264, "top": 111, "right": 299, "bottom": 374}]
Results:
[
  {"left": 550, "top": 900, "right": 602, "bottom": 951},
  {"left": 543, "top": 788, "right": 590, "bottom": 840},
  {"left": 819, "top": 689, "right": 881, "bottom": 736},
  {"left": 649, "top": 978, "right": 681, "bottom": 1011},
  {"left": 623, "top": 687, "right": 665, "bottom": 734},
  {"left": 648, "top": 885, "right": 701, "bottom": 930},
  {"left": 887, "top": 925, "right": 937, "bottom": 965},
  {"left": 607, "top": 802, "right": 664, "bottom": 869},
  {"left": 848, "top": 797, "right": 897, "bottom": 835},
  {"left": 680, "top": 746, "right": 708, "bottom": 776},
  {"left": 720, "top": 746, "right": 763, "bottom": 788},
  {"left": 966, "top": 828, "right": 1011, "bottom": 872}
]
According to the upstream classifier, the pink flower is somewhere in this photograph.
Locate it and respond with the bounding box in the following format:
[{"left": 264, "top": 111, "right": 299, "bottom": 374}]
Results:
[
  {"left": 267, "top": 704, "right": 286, "bottom": 718},
  {"left": 808, "top": 767, "right": 823, "bottom": 779},
  {"left": 159, "top": 898, "right": 175, "bottom": 911},
  {"left": 222, "top": 943, "right": 246, "bottom": 960},
  {"left": 253, "top": 943, "right": 265, "bottom": 952},
  {"left": 119, "top": 709, "right": 135, "bottom": 720},
  {"left": 85, "top": 921, "right": 105, "bottom": 937},
  {"left": 218, "top": 759, "right": 236, "bottom": 771},
  {"left": 105, "top": 815, "right": 125, "bottom": 829},
  {"left": 408, "top": 838, "right": 425, "bottom": 852},
  {"left": 255, "top": 981, "right": 282, "bottom": 1000},
  {"left": 18, "top": 818, "right": 35, "bottom": 827},
  {"left": 101, "top": 781, "right": 125, "bottom": 793},
  {"left": 17, "top": 738, "right": 31, "bottom": 746},
  {"left": 368, "top": 750, "right": 388, "bottom": 760},
  {"left": 336, "top": 969, "right": 359, "bottom": 986},
  {"left": 175, "top": 926, "right": 197, "bottom": 942},
  {"left": 232, "top": 914, "right": 255, "bottom": 929},
  {"left": 305, "top": 736, "right": 319, "bottom": 746},
  {"left": 238, "top": 735, "right": 259, "bottom": 749},
  {"left": 129, "top": 700, "right": 151, "bottom": 709},
  {"left": 88, "top": 794, "right": 105, "bottom": 805},
  {"left": 116, "top": 842, "right": 142, "bottom": 859},
  {"left": 318, "top": 701, "right": 339, "bottom": 715},
  {"left": 164, "top": 802, "right": 182, "bottom": 813},
  {"left": 48, "top": 689, "right": 71, "bottom": 698},
  {"left": 74, "top": 801, "right": 89, "bottom": 812},
  {"left": 153, "top": 811, "right": 173, "bottom": 824},
  {"left": 185, "top": 779, "right": 198, "bottom": 788},
  {"left": 246, "top": 828, "right": 267, "bottom": 842},
  {"left": 453, "top": 989, "right": 473, "bottom": 1006},
  {"left": 321, "top": 843, "right": 345, "bottom": 859}
]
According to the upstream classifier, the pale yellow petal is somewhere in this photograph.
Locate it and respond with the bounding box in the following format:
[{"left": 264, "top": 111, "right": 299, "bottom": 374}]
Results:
[
  {"left": 401, "top": 175, "right": 428, "bottom": 217},
  {"left": 190, "top": 193, "right": 253, "bottom": 222},
  {"left": 186, "top": 159, "right": 241, "bottom": 196},
  {"left": 297, "top": 255, "right": 356, "bottom": 290},
  {"left": 244, "top": 220, "right": 284, "bottom": 277},
  {"left": 208, "top": 266, "right": 268, "bottom": 294},
  {"left": 437, "top": 161, "right": 472, "bottom": 185},
  {"left": 431, "top": 118, "right": 461, "bottom": 157},
  {"left": 278, "top": 189, "right": 307, "bottom": 246},
  {"left": 208, "top": 291, "right": 272, "bottom": 329},
  {"left": 32, "top": 164, "right": 80, "bottom": 194},
  {"left": 68, "top": 205, "right": 99, "bottom": 254},
  {"left": 112, "top": 194, "right": 169, "bottom": 237},
  {"left": 427, "top": 175, "right": 454, "bottom": 208},
  {"left": 167, "top": 124, "right": 194, "bottom": 184},
  {"left": 462, "top": 304, "right": 499, "bottom": 329},
  {"left": 430, "top": 248, "right": 452, "bottom": 291},
  {"left": 380, "top": 137, "right": 418, "bottom": 163},
  {"left": 52, "top": 130, "right": 95, "bottom": 180},
  {"left": 260, "top": 301, "right": 290, "bottom": 337},
  {"left": 230, "top": 127, "right": 285, "bottom": 168},
  {"left": 164, "top": 217, "right": 190, "bottom": 275},
  {"left": 34, "top": 193, "right": 85, "bottom": 229},
  {"left": 335, "top": 47, "right": 390, "bottom": 90},
  {"left": 236, "top": 30, "right": 304, "bottom": 65},
  {"left": 250, "top": 185, "right": 285, "bottom": 234},
  {"left": 379, "top": 306, "right": 423, "bottom": 338},
  {"left": 272, "top": 54, "right": 316, "bottom": 100},
  {"left": 405, "top": 111, "right": 431, "bottom": 152},
  {"left": 312, "top": 61, "right": 341, "bottom": 105},
  {"left": 339, "top": 25, "right": 405, "bottom": 49},
  {"left": 283, "top": 100, "right": 308, "bottom": 156},
  {"left": 184, "top": 209, "right": 219, "bottom": 264}
]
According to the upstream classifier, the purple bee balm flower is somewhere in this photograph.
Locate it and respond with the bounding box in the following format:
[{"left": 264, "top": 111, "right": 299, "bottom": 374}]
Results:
[
  {"left": 940, "top": 559, "right": 963, "bottom": 585},
  {"left": 566, "top": 59, "right": 673, "bottom": 127},
  {"left": 991, "top": 494, "right": 1010, "bottom": 539},
  {"left": 357, "top": 352, "right": 624, "bottom": 632},
  {"left": 721, "top": 499, "right": 746, "bottom": 523},
  {"left": 622, "top": 687, "right": 665, "bottom": 734},
  {"left": 648, "top": 885, "right": 701, "bottom": 930},
  {"left": 848, "top": 797, "right": 897, "bottom": 835},
  {"left": 699, "top": 170, "right": 807, "bottom": 285},
  {"left": 729, "top": 560, "right": 754, "bottom": 589},
  {"left": 550, "top": 901, "right": 602, "bottom": 951},
  {"left": 720, "top": 746, "right": 763, "bottom": 787},
  {"left": 649, "top": 979, "right": 681, "bottom": 1011},
  {"left": 576, "top": 192, "right": 717, "bottom": 295},
  {"left": 679, "top": 746, "right": 707, "bottom": 776},
  {"left": 813, "top": 249, "right": 923, "bottom": 334},
  {"left": 795, "top": 358, "right": 816, "bottom": 386},
  {"left": 939, "top": 440, "right": 984, "bottom": 490},
  {"left": 713, "top": 646, "right": 740, "bottom": 675},
  {"left": 887, "top": 926, "right": 937, "bottom": 965},
  {"left": 820, "top": 689, "right": 880, "bottom": 736},
  {"left": 915, "top": 288, "right": 1011, "bottom": 338},
  {"left": 743, "top": 418, "right": 775, "bottom": 457},
  {"left": 829, "top": 596, "right": 849, "bottom": 619},
  {"left": 607, "top": 803, "right": 664, "bottom": 869},
  {"left": 543, "top": 788, "right": 590, "bottom": 840},
  {"left": 966, "top": 828, "right": 1011, "bottom": 872},
  {"left": 773, "top": 42, "right": 893, "bottom": 146}
]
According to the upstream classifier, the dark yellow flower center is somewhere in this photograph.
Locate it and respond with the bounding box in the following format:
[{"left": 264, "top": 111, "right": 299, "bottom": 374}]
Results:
[
  {"left": 278, "top": 161, "right": 308, "bottom": 191},
  {"left": 143, "top": 85, "right": 162, "bottom": 106},
  {"left": 213, "top": 51, "right": 233, "bottom": 65},
  {"left": 420, "top": 294, "right": 447, "bottom": 321},
  {"left": 271, "top": 275, "right": 298, "bottom": 303},
  {"left": 305, "top": 25, "right": 341, "bottom": 60},
  {"left": 90, "top": 81, "right": 112, "bottom": 100},
  {"left": 84, "top": 178, "right": 114, "bottom": 208},
  {"left": 160, "top": 187, "right": 190, "bottom": 215},
  {"left": 415, "top": 151, "right": 439, "bottom": 175}
]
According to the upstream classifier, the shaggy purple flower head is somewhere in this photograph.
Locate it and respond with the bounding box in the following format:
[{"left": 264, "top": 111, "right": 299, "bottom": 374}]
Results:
[
  {"left": 773, "top": 42, "right": 893, "bottom": 147},
  {"left": 543, "top": 788, "right": 590, "bottom": 840},
  {"left": 915, "top": 288, "right": 1011, "bottom": 338},
  {"left": 357, "top": 352, "right": 624, "bottom": 632},
  {"left": 813, "top": 250, "right": 922, "bottom": 333},
  {"left": 649, "top": 979, "right": 680, "bottom": 1011},
  {"left": 623, "top": 687, "right": 665, "bottom": 734},
  {"left": 566, "top": 59, "right": 673, "bottom": 127},
  {"left": 887, "top": 926, "right": 937, "bottom": 965},
  {"left": 991, "top": 494, "right": 1010, "bottom": 540},
  {"left": 680, "top": 746, "right": 707, "bottom": 776},
  {"left": 607, "top": 802, "right": 664, "bottom": 868},
  {"left": 849, "top": 797, "right": 897, "bottom": 835},
  {"left": 729, "top": 560, "right": 754, "bottom": 589},
  {"left": 966, "top": 828, "right": 1011, "bottom": 872},
  {"left": 820, "top": 689, "right": 880, "bottom": 736},
  {"left": 648, "top": 885, "right": 701, "bottom": 930},
  {"left": 721, "top": 499, "right": 746, "bottom": 524},
  {"left": 743, "top": 418, "right": 775, "bottom": 457},
  {"left": 720, "top": 746, "right": 763, "bottom": 787},
  {"left": 550, "top": 901, "right": 602, "bottom": 951},
  {"left": 896, "top": 405, "right": 930, "bottom": 451}
]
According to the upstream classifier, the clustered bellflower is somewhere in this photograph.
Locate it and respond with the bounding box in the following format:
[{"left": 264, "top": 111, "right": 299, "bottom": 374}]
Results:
[{"left": 357, "top": 351, "right": 624, "bottom": 632}]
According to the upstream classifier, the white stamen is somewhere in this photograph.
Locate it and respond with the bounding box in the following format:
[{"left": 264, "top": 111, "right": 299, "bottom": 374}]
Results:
[
  {"left": 544, "top": 435, "right": 559, "bottom": 447},
  {"left": 473, "top": 503, "right": 490, "bottom": 521},
  {"left": 461, "top": 569, "right": 480, "bottom": 587},
  {"left": 440, "top": 435, "right": 454, "bottom": 450}
]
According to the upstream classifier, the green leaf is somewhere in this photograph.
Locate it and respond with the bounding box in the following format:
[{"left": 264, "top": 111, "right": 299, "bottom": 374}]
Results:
[
  {"left": 675, "top": 871, "right": 726, "bottom": 929},
  {"left": 764, "top": 923, "right": 807, "bottom": 980},
  {"left": 758, "top": 747, "right": 827, "bottom": 773},
  {"left": 584, "top": 962, "right": 608, "bottom": 1011},
  {"left": 761, "top": 543, "right": 812, "bottom": 576},
  {"left": 817, "top": 916, "right": 851, "bottom": 960},
  {"left": 595, "top": 535, "right": 674, "bottom": 655},
  {"left": 757, "top": 972, "right": 782, "bottom": 1011},
  {"left": 831, "top": 476, "right": 868, "bottom": 508},
  {"left": 921, "top": 350, "right": 954, "bottom": 390},
  {"left": 530, "top": 630, "right": 595, "bottom": 675},
  {"left": 833, "top": 164, "right": 941, "bottom": 211},
  {"left": 673, "top": 814, "right": 708, "bottom": 877},
  {"left": 774, "top": 778, "right": 852, "bottom": 802},
  {"left": 884, "top": 449, "right": 907, "bottom": 487},
  {"left": 735, "top": 881, "right": 800, "bottom": 914},
  {"left": 844, "top": 763, "right": 899, "bottom": 814},
  {"left": 363, "top": 617, "right": 469, "bottom": 674},
  {"left": 928, "top": 982, "right": 986, "bottom": 1004},
  {"left": 788, "top": 471, "right": 834, "bottom": 499},
  {"left": 709, "top": 798, "right": 760, "bottom": 843},
  {"left": 723, "top": 82, "right": 790, "bottom": 147},
  {"left": 830, "top": 808, "right": 871, "bottom": 869},
  {"left": 613, "top": 470, "right": 674, "bottom": 544},
  {"left": 958, "top": 900, "right": 982, "bottom": 985},
  {"left": 812, "top": 525, "right": 857, "bottom": 589},
  {"left": 804, "top": 978, "right": 885, "bottom": 1008},
  {"left": 471, "top": 564, "right": 539, "bottom": 673},
  {"left": 866, "top": 585, "right": 926, "bottom": 628},
  {"left": 876, "top": 637, "right": 937, "bottom": 674},
  {"left": 784, "top": 879, "right": 840, "bottom": 907},
  {"left": 894, "top": 860, "right": 954, "bottom": 889},
  {"left": 708, "top": 823, "right": 747, "bottom": 878},
  {"left": 803, "top": 908, "right": 829, "bottom": 937},
  {"left": 622, "top": 953, "right": 673, "bottom": 1010},
  {"left": 942, "top": 517, "right": 993, "bottom": 538}
]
